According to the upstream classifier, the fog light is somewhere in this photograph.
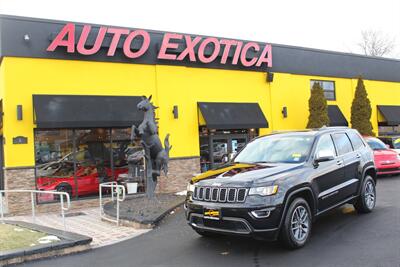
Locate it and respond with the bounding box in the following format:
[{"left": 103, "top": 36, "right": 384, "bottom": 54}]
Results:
[{"left": 250, "top": 207, "right": 275, "bottom": 218}]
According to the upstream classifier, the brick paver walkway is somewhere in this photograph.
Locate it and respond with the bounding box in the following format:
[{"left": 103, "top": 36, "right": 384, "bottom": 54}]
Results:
[{"left": 6, "top": 208, "right": 150, "bottom": 248}]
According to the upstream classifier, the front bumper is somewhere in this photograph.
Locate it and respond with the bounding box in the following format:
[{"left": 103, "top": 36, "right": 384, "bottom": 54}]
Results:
[
  {"left": 377, "top": 164, "right": 400, "bottom": 175},
  {"left": 185, "top": 200, "right": 283, "bottom": 241}
]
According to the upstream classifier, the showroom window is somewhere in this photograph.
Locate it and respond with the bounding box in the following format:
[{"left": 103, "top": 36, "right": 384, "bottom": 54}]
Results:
[
  {"left": 310, "top": 80, "right": 336, "bottom": 101},
  {"left": 35, "top": 129, "right": 74, "bottom": 203},
  {"left": 34, "top": 128, "right": 143, "bottom": 203}
]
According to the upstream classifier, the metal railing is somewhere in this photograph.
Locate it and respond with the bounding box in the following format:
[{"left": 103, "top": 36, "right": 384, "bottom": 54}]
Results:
[
  {"left": 0, "top": 189, "right": 71, "bottom": 231},
  {"left": 99, "top": 182, "right": 126, "bottom": 226}
]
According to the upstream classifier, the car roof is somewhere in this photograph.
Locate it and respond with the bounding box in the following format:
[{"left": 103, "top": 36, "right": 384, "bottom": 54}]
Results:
[{"left": 264, "top": 127, "right": 353, "bottom": 138}]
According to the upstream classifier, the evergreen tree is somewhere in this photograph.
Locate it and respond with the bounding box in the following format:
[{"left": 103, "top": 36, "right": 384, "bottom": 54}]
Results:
[
  {"left": 306, "top": 82, "right": 329, "bottom": 128},
  {"left": 351, "top": 77, "right": 374, "bottom": 136}
]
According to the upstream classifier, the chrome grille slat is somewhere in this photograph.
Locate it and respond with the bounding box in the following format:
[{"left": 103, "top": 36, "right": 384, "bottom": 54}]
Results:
[
  {"left": 211, "top": 188, "right": 219, "bottom": 201},
  {"left": 205, "top": 187, "right": 211, "bottom": 201},
  {"left": 193, "top": 186, "right": 248, "bottom": 203},
  {"left": 219, "top": 188, "right": 227, "bottom": 202}
]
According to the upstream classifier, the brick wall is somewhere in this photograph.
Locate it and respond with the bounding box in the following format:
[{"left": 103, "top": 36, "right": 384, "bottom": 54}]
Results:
[
  {"left": 4, "top": 168, "right": 36, "bottom": 214},
  {"left": 3, "top": 157, "right": 200, "bottom": 215},
  {"left": 3, "top": 167, "right": 109, "bottom": 215},
  {"left": 157, "top": 157, "right": 200, "bottom": 193}
]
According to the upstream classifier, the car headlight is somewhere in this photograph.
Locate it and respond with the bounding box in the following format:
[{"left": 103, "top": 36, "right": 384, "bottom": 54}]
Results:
[
  {"left": 187, "top": 183, "right": 195, "bottom": 193},
  {"left": 248, "top": 185, "right": 278, "bottom": 196}
]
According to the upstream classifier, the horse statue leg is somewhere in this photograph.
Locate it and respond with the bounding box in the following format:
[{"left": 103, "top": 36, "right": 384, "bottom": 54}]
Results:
[
  {"left": 130, "top": 124, "right": 140, "bottom": 143},
  {"left": 141, "top": 141, "right": 155, "bottom": 199}
]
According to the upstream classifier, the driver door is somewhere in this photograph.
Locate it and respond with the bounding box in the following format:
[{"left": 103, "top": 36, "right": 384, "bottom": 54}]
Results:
[{"left": 312, "top": 134, "right": 346, "bottom": 212}]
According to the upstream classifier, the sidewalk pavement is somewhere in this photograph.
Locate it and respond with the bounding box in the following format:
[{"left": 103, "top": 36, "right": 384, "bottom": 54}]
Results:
[{"left": 5, "top": 208, "right": 151, "bottom": 248}]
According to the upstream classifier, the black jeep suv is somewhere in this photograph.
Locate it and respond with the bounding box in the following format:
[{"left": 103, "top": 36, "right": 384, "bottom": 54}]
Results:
[{"left": 185, "top": 127, "right": 376, "bottom": 248}]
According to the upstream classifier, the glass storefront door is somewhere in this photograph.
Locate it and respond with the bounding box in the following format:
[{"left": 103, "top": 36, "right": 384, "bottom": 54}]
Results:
[
  {"left": 201, "top": 134, "right": 248, "bottom": 171},
  {"left": 211, "top": 138, "right": 229, "bottom": 168}
]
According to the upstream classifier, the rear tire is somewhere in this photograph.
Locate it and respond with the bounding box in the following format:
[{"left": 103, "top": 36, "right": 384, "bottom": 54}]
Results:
[
  {"left": 279, "top": 198, "right": 312, "bottom": 249},
  {"left": 354, "top": 176, "right": 376, "bottom": 214}
]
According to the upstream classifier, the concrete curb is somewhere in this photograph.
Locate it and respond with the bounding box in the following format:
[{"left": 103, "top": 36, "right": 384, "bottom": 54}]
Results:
[
  {"left": 0, "top": 221, "right": 92, "bottom": 266},
  {"left": 103, "top": 196, "right": 185, "bottom": 229}
]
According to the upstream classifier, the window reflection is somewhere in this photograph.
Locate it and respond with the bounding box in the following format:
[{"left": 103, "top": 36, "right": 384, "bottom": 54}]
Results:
[
  {"left": 74, "top": 129, "right": 112, "bottom": 198},
  {"left": 35, "top": 130, "right": 74, "bottom": 203},
  {"left": 35, "top": 127, "right": 142, "bottom": 203}
]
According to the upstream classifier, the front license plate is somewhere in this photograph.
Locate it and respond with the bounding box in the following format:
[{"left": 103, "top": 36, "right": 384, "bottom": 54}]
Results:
[{"left": 203, "top": 208, "right": 220, "bottom": 220}]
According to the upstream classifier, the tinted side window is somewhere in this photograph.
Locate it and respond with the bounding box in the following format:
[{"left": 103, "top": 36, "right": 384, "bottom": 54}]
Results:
[
  {"left": 315, "top": 134, "right": 336, "bottom": 158},
  {"left": 333, "top": 133, "right": 353, "bottom": 155},
  {"left": 347, "top": 131, "right": 365, "bottom": 150}
]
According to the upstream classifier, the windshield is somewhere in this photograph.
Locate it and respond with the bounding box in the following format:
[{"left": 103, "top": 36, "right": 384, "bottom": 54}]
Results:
[
  {"left": 366, "top": 138, "right": 387, "bottom": 150},
  {"left": 234, "top": 134, "right": 314, "bottom": 164}
]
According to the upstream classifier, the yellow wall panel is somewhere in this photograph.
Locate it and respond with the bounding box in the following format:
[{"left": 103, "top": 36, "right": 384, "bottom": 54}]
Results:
[
  {"left": 2, "top": 57, "right": 157, "bottom": 167},
  {"left": 155, "top": 66, "right": 271, "bottom": 158},
  {"left": 2, "top": 57, "right": 400, "bottom": 168}
]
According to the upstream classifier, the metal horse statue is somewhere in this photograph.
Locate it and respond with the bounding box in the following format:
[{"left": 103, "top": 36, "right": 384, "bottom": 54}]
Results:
[{"left": 131, "top": 95, "right": 172, "bottom": 199}]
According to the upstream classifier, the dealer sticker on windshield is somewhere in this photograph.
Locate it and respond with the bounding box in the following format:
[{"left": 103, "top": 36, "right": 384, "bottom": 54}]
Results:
[{"left": 204, "top": 208, "right": 221, "bottom": 220}]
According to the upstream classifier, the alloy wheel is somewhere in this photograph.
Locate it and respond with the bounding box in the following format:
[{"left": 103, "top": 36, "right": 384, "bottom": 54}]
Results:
[
  {"left": 290, "top": 206, "right": 309, "bottom": 242},
  {"left": 364, "top": 181, "right": 375, "bottom": 209}
]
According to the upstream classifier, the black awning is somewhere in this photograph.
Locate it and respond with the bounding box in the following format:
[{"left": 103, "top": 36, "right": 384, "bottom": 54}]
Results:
[
  {"left": 328, "top": 105, "right": 348, "bottom": 126},
  {"left": 378, "top": 105, "right": 400, "bottom": 126},
  {"left": 33, "top": 95, "right": 143, "bottom": 128},
  {"left": 198, "top": 102, "right": 268, "bottom": 129}
]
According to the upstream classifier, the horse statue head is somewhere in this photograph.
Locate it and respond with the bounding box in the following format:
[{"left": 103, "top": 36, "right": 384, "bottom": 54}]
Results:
[{"left": 137, "top": 95, "right": 157, "bottom": 112}]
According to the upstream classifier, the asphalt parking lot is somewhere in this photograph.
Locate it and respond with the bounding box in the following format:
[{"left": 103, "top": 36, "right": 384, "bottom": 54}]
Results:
[{"left": 22, "top": 175, "right": 400, "bottom": 267}]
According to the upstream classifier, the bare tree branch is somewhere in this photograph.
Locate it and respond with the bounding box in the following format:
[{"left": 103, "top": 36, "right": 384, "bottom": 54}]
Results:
[{"left": 358, "top": 30, "right": 395, "bottom": 57}]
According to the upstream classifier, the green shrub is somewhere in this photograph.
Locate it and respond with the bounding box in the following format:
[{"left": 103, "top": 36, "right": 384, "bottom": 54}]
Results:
[
  {"left": 351, "top": 77, "right": 374, "bottom": 136},
  {"left": 306, "top": 82, "right": 329, "bottom": 128}
]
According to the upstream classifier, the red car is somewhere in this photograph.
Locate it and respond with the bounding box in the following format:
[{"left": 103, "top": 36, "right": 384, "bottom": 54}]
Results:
[
  {"left": 364, "top": 137, "right": 400, "bottom": 176},
  {"left": 37, "top": 161, "right": 128, "bottom": 202}
]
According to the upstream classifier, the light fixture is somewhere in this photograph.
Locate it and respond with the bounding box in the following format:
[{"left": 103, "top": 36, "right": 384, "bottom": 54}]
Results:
[
  {"left": 172, "top": 105, "right": 179, "bottom": 119},
  {"left": 17, "top": 105, "right": 23, "bottom": 120},
  {"left": 266, "top": 72, "right": 274, "bottom": 83},
  {"left": 282, "top": 106, "right": 288, "bottom": 118},
  {"left": 24, "top": 34, "right": 30, "bottom": 42}
]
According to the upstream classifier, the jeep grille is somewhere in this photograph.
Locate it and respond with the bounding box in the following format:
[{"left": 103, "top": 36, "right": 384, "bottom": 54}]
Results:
[{"left": 193, "top": 186, "right": 248, "bottom": 203}]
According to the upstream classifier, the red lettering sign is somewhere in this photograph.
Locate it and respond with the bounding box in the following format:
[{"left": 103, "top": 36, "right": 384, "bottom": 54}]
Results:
[
  {"left": 123, "top": 30, "right": 150, "bottom": 58},
  {"left": 47, "top": 23, "right": 272, "bottom": 68}
]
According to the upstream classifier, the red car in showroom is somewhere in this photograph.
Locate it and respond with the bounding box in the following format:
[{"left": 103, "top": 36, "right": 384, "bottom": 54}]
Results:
[
  {"left": 364, "top": 136, "right": 400, "bottom": 176},
  {"left": 36, "top": 151, "right": 128, "bottom": 201}
]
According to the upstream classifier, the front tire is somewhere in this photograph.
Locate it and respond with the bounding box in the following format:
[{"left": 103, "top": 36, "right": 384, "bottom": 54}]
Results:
[
  {"left": 55, "top": 184, "right": 72, "bottom": 200},
  {"left": 280, "top": 198, "right": 312, "bottom": 249},
  {"left": 354, "top": 176, "right": 376, "bottom": 213}
]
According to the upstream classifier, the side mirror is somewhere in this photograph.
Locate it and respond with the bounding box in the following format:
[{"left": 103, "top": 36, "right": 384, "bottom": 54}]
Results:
[{"left": 314, "top": 151, "right": 335, "bottom": 164}]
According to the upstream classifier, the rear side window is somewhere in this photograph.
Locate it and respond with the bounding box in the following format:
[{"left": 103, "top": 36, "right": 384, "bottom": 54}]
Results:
[
  {"left": 333, "top": 133, "right": 353, "bottom": 155},
  {"left": 347, "top": 131, "right": 365, "bottom": 150}
]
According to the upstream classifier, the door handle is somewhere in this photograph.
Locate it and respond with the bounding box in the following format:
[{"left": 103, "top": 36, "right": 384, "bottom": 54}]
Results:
[
  {"left": 356, "top": 154, "right": 361, "bottom": 159},
  {"left": 336, "top": 160, "right": 343, "bottom": 166}
]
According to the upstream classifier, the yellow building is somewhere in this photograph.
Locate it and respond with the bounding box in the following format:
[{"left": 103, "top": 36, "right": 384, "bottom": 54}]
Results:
[{"left": 1, "top": 15, "right": 400, "bottom": 213}]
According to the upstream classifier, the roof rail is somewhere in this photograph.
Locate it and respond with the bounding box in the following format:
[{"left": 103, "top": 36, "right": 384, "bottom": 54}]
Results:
[{"left": 317, "top": 126, "right": 349, "bottom": 131}]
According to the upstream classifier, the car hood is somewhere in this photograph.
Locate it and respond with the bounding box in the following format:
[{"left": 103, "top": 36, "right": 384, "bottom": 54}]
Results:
[
  {"left": 373, "top": 149, "right": 399, "bottom": 160},
  {"left": 192, "top": 162, "right": 303, "bottom": 187}
]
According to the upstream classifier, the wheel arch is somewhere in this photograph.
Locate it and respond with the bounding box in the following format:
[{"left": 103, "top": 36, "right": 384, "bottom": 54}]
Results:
[
  {"left": 278, "top": 186, "right": 317, "bottom": 231},
  {"left": 363, "top": 167, "right": 377, "bottom": 184},
  {"left": 55, "top": 182, "right": 73, "bottom": 191}
]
